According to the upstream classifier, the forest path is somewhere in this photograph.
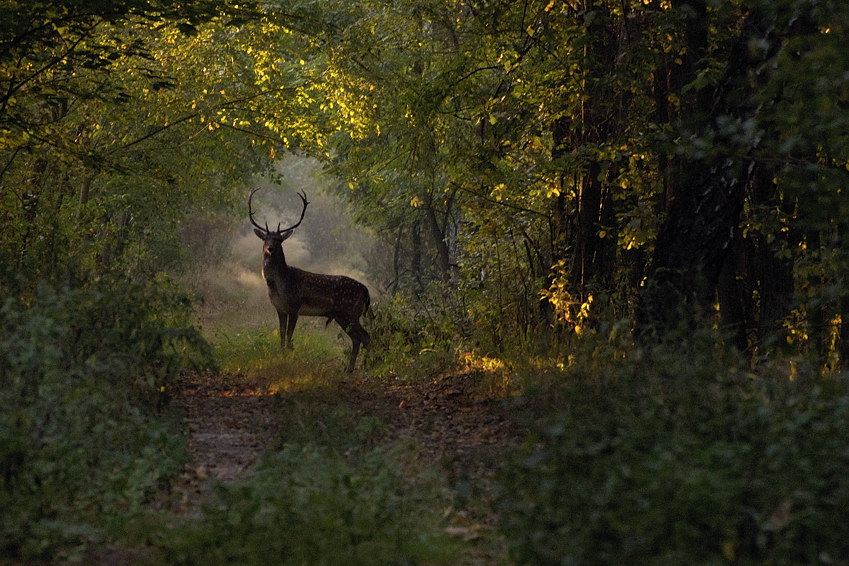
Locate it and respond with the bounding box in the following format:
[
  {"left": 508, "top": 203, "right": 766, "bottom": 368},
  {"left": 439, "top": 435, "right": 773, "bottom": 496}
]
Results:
[
  {"left": 170, "top": 371, "right": 277, "bottom": 513},
  {"left": 170, "top": 367, "right": 521, "bottom": 532}
]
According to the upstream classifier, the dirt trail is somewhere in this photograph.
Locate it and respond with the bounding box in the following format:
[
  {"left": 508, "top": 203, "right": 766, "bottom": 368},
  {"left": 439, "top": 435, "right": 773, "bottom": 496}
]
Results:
[
  {"left": 170, "top": 371, "right": 277, "bottom": 512},
  {"left": 172, "top": 369, "right": 520, "bottom": 511},
  {"left": 342, "top": 373, "right": 518, "bottom": 476},
  {"left": 178, "top": 372, "right": 274, "bottom": 478}
]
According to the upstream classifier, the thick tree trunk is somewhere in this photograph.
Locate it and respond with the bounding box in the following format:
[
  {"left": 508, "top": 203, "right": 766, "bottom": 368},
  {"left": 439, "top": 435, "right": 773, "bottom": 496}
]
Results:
[
  {"left": 635, "top": 3, "right": 772, "bottom": 340},
  {"left": 550, "top": 1, "right": 619, "bottom": 303},
  {"left": 636, "top": 158, "right": 751, "bottom": 338}
]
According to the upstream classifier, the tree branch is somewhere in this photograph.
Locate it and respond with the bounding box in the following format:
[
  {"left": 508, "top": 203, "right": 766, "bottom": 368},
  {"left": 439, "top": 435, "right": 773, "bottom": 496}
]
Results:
[{"left": 451, "top": 181, "right": 549, "bottom": 218}]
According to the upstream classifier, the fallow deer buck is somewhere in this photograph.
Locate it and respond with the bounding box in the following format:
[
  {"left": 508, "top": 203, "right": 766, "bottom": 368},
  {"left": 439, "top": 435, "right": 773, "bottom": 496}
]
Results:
[{"left": 249, "top": 188, "right": 371, "bottom": 373}]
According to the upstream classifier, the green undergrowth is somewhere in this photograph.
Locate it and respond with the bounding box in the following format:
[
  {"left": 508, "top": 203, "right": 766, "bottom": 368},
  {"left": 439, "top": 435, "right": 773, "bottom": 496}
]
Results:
[
  {"left": 149, "top": 320, "right": 849, "bottom": 565},
  {"left": 0, "top": 276, "right": 207, "bottom": 564},
  {"left": 363, "top": 292, "right": 461, "bottom": 381},
  {"left": 25, "top": 284, "right": 849, "bottom": 566},
  {"left": 496, "top": 330, "right": 849, "bottom": 565}
]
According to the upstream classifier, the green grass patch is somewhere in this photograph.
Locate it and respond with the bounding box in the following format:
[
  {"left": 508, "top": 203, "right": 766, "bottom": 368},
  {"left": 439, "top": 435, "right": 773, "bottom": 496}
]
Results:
[{"left": 211, "top": 323, "right": 354, "bottom": 389}]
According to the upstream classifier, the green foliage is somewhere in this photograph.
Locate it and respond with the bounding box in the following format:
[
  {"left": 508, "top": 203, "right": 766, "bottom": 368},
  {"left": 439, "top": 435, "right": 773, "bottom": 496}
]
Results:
[
  {"left": 5, "top": 1, "right": 849, "bottom": 559},
  {"left": 0, "top": 276, "right": 209, "bottom": 561},
  {"left": 259, "top": 0, "right": 849, "bottom": 362},
  {"left": 6, "top": 0, "right": 849, "bottom": 364},
  {"left": 0, "top": 1, "right": 277, "bottom": 289},
  {"left": 496, "top": 335, "right": 849, "bottom": 565},
  {"left": 161, "top": 443, "right": 455, "bottom": 566},
  {"left": 366, "top": 290, "right": 460, "bottom": 381}
]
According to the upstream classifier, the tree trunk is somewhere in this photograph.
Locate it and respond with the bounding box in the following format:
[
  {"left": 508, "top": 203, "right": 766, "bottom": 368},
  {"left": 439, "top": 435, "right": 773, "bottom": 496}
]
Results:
[
  {"left": 411, "top": 219, "right": 423, "bottom": 291},
  {"left": 550, "top": 1, "right": 620, "bottom": 305},
  {"left": 422, "top": 196, "right": 451, "bottom": 280},
  {"left": 716, "top": 231, "right": 749, "bottom": 352},
  {"left": 636, "top": 3, "right": 772, "bottom": 340},
  {"left": 636, "top": 157, "right": 751, "bottom": 338}
]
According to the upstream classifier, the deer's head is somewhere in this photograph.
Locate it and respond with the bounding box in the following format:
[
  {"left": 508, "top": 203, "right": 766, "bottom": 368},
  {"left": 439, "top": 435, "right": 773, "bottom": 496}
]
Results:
[{"left": 248, "top": 188, "right": 309, "bottom": 257}]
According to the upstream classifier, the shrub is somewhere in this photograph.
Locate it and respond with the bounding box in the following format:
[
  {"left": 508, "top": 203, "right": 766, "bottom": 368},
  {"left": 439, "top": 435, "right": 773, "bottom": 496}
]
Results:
[
  {"left": 366, "top": 291, "right": 459, "bottom": 380},
  {"left": 496, "top": 336, "right": 849, "bottom": 565},
  {"left": 0, "top": 276, "right": 209, "bottom": 561}
]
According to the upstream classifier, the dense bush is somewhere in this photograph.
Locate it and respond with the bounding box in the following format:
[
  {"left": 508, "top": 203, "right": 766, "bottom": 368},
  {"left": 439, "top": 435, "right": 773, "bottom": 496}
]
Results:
[
  {"left": 162, "top": 443, "right": 455, "bottom": 566},
  {"left": 0, "top": 276, "right": 209, "bottom": 561},
  {"left": 366, "top": 289, "right": 461, "bottom": 380},
  {"left": 497, "top": 336, "right": 849, "bottom": 565}
]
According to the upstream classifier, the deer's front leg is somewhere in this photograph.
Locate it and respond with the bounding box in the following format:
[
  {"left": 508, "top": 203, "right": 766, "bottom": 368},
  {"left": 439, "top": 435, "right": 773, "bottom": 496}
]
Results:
[
  {"left": 277, "top": 311, "right": 290, "bottom": 349},
  {"left": 285, "top": 311, "right": 299, "bottom": 349}
]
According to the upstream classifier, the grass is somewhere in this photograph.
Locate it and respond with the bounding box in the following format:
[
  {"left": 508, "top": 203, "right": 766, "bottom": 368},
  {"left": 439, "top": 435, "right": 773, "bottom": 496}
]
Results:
[{"left": 211, "top": 322, "right": 356, "bottom": 384}]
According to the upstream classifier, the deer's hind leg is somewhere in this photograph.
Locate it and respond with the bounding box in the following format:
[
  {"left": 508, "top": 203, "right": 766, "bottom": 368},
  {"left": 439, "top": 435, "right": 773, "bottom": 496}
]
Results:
[
  {"left": 334, "top": 315, "right": 369, "bottom": 373},
  {"left": 352, "top": 321, "right": 370, "bottom": 349}
]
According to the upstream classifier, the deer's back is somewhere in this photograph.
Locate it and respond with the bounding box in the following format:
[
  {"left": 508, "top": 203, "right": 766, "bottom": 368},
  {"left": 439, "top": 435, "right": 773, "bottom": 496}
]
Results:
[{"left": 266, "top": 265, "right": 369, "bottom": 317}]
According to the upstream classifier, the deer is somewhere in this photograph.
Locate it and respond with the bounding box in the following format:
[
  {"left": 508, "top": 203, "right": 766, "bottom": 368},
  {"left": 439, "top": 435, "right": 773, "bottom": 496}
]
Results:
[{"left": 249, "top": 188, "right": 371, "bottom": 373}]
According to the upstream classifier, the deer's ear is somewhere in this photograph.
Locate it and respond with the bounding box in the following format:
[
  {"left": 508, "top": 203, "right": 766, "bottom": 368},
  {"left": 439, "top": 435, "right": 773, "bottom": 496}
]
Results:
[
  {"left": 281, "top": 230, "right": 294, "bottom": 242},
  {"left": 253, "top": 228, "right": 265, "bottom": 239}
]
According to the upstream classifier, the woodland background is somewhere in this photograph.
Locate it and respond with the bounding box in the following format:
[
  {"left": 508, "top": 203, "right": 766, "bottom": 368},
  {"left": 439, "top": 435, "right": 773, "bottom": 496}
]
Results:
[{"left": 4, "top": 1, "right": 849, "bottom": 564}]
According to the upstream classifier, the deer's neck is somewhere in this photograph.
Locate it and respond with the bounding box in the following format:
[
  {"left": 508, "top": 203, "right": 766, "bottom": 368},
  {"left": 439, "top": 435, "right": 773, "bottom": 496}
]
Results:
[{"left": 263, "top": 245, "right": 288, "bottom": 272}]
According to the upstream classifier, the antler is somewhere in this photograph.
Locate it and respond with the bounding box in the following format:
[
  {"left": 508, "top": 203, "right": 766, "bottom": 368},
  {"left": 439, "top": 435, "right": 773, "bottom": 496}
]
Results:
[
  {"left": 248, "top": 188, "right": 270, "bottom": 234},
  {"left": 248, "top": 188, "right": 310, "bottom": 234},
  {"left": 279, "top": 190, "right": 310, "bottom": 233}
]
